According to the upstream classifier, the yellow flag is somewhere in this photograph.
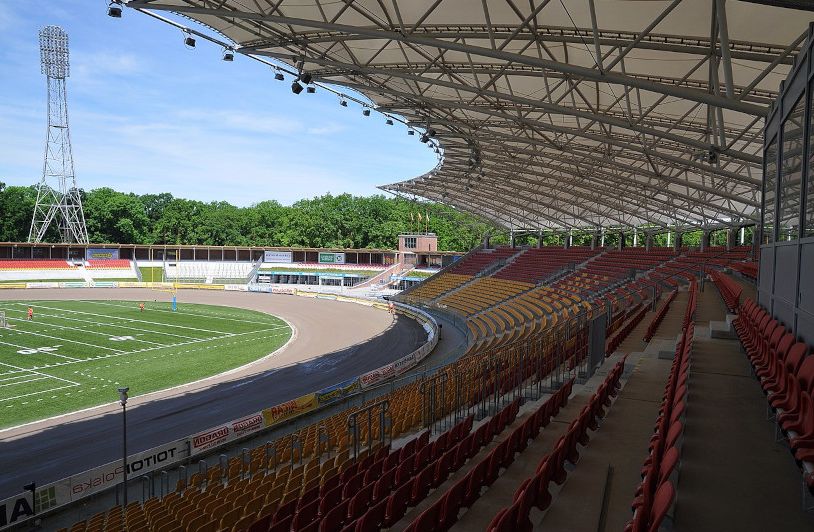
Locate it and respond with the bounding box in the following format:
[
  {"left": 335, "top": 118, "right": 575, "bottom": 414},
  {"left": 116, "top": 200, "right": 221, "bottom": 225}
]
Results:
[
  {"left": 417, "top": 212, "right": 422, "bottom": 222},
  {"left": 409, "top": 212, "right": 414, "bottom": 222}
]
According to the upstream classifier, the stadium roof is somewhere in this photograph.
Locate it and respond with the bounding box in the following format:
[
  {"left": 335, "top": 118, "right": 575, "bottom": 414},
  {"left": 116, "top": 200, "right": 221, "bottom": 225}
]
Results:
[{"left": 125, "top": 0, "right": 812, "bottom": 233}]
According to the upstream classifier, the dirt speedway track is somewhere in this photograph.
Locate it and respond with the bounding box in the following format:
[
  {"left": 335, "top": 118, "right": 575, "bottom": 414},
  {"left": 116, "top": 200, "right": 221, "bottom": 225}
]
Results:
[{"left": 0, "top": 288, "right": 426, "bottom": 498}]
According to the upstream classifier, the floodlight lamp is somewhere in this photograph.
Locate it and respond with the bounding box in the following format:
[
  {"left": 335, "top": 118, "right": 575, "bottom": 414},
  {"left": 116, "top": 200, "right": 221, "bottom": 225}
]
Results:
[
  {"left": 428, "top": 129, "right": 437, "bottom": 138},
  {"left": 108, "top": 1, "right": 122, "bottom": 18},
  {"left": 407, "top": 130, "right": 415, "bottom": 136},
  {"left": 386, "top": 118, "right": 394, "bottom": 125},
  {"left": 363, "top": 109, "right": 371, "bottom": 116},
  {"left": 306, "top": 86, "right": 316, "bottom": 93},
  {"left": 184, "top": 34, "right": 196, "bottom": 48},
  {"left": 420, "top": 134, "right": 429, "bottom": 143},
  {"left": 118, "top": 387, "right": 129, "bottom": 406},
  {"left": 291, "top": 81, "right": 303, "bottom": 94},
  {"left": 274, "top": 71, "right": 285, "bottom": 81},
  {"left": 222, "top": 49, "right": 234, "bottom": 61},
  {"left": 300, "top": 72, "right": 313, "bottom": 84},
  {"left": 340, "top": 99, "right": 348, "bottom": 107}
]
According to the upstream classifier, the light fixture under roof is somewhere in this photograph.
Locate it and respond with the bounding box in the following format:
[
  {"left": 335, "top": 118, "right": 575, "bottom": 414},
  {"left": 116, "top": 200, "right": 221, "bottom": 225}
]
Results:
[
  {"left": 291, "top": 81, "right": 303, "bottom": 94},
  {"left": 385, "top": 118, "right": 394, "bottom": 125},
  {"left": 340, "top": 99, "right": 348, "bottom": 107},
  {"left": 306, "top": 86, "right": 316, "bottom": 93},
  {"left": 407, "top": 130, "right": 415, "bottom": 136},
  {"left": 274, "top": 71, "right": 284, "bottom": 81},
  {"left": 107, "top": 1, "right": 122, "bottom": 17},
  {"left": 363, "top": 109, "right": 371, "bottom": 116},
  {"left": 222, "top": 49, "right": 234, "bottom": 61},
  {"left": 300, "top": 72, "right": 313, "bottom": 84},
  {"left": 184, "top": 34, "right": 196, "bottom": 48}
]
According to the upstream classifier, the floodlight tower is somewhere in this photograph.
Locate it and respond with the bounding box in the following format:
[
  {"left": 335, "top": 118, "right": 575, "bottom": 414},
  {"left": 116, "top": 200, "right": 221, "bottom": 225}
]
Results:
[{"left": 29, "top": 25, "right": 89, "bottom": 244}]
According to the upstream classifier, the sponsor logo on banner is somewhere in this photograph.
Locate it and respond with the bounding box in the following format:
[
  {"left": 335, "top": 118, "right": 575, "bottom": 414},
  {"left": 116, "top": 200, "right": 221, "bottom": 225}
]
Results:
[
  {"left": 224, "top": 284, "right": 248, "bottom": 292},
  {"left": 0, "top": 492, "right": 34, "bottom": 530},
  {"left": 271, "top": 286, "right": 296, "bottom": 295},
  {"left": 26, "top": 282, "right": 59, "bottom": 289},
  {"left": 231, "top": 413, "right": 264, "bottom": 437},
  {"left": 315, "top": 378, "right": 360, "bottom": 406},
  {"left": 262, "top": 394, "right": 317, "bottom": 427},
  {"left": 318, "top": 252, "right": 345, "bottom": 264},
  {"left": 392, "top": 353, "right": 417, "bottom": 376},
  {"left": 69, "top": 441, "right": 188, "bottom": 498},
  {"left": 360, "top": 364, "right": 395, "bottom": 388},
  {"left": 86, "top": 248, "right": 120, "bottom": 260},
  {"left": 264, "top": 251, "right": 293, "bottom": 263},
  {"left": 191, "top": 426, "right": 230, "bottom": 455}
]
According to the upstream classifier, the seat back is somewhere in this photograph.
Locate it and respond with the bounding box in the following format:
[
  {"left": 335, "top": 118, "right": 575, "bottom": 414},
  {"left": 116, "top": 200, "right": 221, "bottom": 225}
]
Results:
[
  {"left": 796, "top": 351, "right": 814, "bottom": 394},
  {"left": 647, "top": 481, "right": 674, "bottom": 532}
]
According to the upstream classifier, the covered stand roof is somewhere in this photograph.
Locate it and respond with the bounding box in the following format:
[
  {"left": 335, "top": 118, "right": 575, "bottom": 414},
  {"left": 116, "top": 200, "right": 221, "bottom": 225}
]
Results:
[{"left": 126, "top": 0, "right": 812, "bottom": 232}]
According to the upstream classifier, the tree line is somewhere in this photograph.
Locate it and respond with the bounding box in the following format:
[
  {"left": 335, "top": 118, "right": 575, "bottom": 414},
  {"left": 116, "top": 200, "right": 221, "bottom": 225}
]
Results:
[{"left": 0, "top": 183, "right": 500, "bottom": 251}]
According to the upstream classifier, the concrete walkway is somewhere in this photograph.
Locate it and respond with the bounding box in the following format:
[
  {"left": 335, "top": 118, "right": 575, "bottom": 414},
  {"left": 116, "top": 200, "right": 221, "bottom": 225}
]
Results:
[{"left": 674, "top": 288, "right": 814, "bottom": 531}]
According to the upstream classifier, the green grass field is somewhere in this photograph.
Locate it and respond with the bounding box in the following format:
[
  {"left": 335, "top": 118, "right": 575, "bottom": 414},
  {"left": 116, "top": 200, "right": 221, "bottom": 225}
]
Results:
[
  {"left": 0, "top": 300, "right": 291, "bottom": 428},
  {"left": 139, "top": 267, "right": 165, "bottom": 282}
]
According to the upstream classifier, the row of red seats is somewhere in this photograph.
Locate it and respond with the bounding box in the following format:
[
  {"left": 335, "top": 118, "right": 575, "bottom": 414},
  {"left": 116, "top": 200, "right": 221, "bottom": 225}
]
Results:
[
  {"left": 708, "top": 270, "right": 743, "bottom": 312},
  {"left": 494, "top": 247, "right": 598, "bottom": 284},
  {"left": 731, "top": 261, "right": 758, "bottom": 280},
  {"left": 733, "top": 298, "right": 814, "bottom": 492},
  {"left": 448, "top": 248, "right": 518, "bottom": 276},
  {"left": 0, "top": 259, "right": 75, "bottom": 270},
  {"left": 488, "top": 358, "right": 627, "bottom": 531},
  {"left": 86, "top": 259, "right": 132, "bottom": 269},
  {"left": 626, "top": 281, "right": 696, "bottom": 532},
  {"left": 643, "top": 290, "right": 678, "bottom": 342},
  {"left": 607, "top": 304, "right": 648, "bottom": 356},
  {"left": 402, "top": 382, "right": 573, "bottom": 532}
]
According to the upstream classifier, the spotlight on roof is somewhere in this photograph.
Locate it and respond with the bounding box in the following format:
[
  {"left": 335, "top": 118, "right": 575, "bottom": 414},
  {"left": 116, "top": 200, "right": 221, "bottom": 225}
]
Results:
[
  {"left": 291, "top": 81, "right": 303, "bottom": 94},
  {"left": 385, "top": 118, "right": 394, "bottom": 125},
  {"left": 363, "top": 109, "right": 371, "bottom": 116},
  {"left": 407, "top": 130, "right": 415, "bottom": 136},
  {"left": 274, "top": 71, "right": 285, "bottom": 81},
  {"left": 300, "top": 72, "right": 313, "bottom": 84},
  {"left": 428, "top": 129, "right": 437, "bottom": 138},
  {"left": 222, "top": 49, "right": 234, "bottom": 61},
  {"left": 420, "top": 134, "right": 429, "bottom": 143},
  {"left": 184, "top": 34, "right": 196, "bottom": 48},
  {"left": 340, "top": 99, "right": 348, "bottom": 107},
  {"left": 306, "top": 86, "right": 316, "bottom": 93},
  {"left": 107, "top": 1, "right": 122, "bottom": 17}
]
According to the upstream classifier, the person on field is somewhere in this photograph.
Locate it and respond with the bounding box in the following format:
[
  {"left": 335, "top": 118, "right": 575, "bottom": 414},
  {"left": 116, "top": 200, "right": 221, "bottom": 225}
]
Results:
[
  {"left": 27, "top": 307, "right": 33, "bottom": 321},
  {"left": 139, "top": 302, "right": 145, "bottom": 312}
]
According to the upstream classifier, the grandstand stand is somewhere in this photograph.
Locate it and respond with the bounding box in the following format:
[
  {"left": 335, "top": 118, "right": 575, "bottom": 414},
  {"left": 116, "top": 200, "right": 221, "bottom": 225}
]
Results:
[
  {"left": 85, "top": 259, "right": 132, "bottom": 269},
  {"left": 0, "top": 259, "right": 75, "bottom": 269},
  {"left": 492, "top": 247, "right": 600, "bottom": 284},
  {"left": 447, "top": 247, "right": 518, "bottom": 276}
]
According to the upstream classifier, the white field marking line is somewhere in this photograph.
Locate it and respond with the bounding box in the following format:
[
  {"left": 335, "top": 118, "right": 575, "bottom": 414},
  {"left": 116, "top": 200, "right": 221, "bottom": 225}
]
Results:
[
  {"left": 0, "top": 307, "right": 200, "bottom": 341},
  {"left": 2, "top": 327, "right": 123, "bottom": 353},
  {"left": 0, "top": 373, "right": 39, "bottom": 383},
  {"left": 0, "top": 327, "right": 288, "bottom": 376},
  {"left": 0, "top": 376, "right": 49, "bottom": 388},
  {"left": 0, "top": 360, "right": 79, "bottom": 385},
  {"left": 0, "top": 339, "right": 82, "bottom": 362},
  {"left": 0, "top": 384, "right": 79, "bottom": 403},
  {"left": 84, "top": 300, "right": 284, "bottom": 326},
  {"left": 20, "top": 302, "right": 235, "bottom": 335},
  {"left": 0, "top": 313, "right": 169, "bottom": 347}
]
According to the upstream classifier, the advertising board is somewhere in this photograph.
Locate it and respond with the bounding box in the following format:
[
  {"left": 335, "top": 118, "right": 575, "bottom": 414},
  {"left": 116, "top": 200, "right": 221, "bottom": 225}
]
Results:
[
  {"left": 318, "top": 252, "right": 345, "bottom": 264},
  {"left": 264, "top": 251, "right": 293, "bottom": 263},
  {"left": 262, "top": 393, "right": 317, "bottom": 427},
  {"left": 0, "top": 492, "right": 34, "bottom": 531},
  {"left": 86, "top": 248, "right": 120, "bottom": 260}
]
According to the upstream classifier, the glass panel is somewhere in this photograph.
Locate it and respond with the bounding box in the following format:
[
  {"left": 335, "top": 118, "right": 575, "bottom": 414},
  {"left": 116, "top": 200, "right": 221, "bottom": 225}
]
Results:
[
  {"left": 779, "top": 94, "right": 804, "bottom": 241},
  {"left": 764, "top": 138, "right": 777, "bottom": 244},
  {"left": 808, "top": 87, "right": 814, "bottom": 237}
]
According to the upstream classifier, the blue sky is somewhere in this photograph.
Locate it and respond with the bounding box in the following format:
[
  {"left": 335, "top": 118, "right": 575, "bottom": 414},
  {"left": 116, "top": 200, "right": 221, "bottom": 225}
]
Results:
[{"left": 0, "top": 1, "right": 437, "bottom": 206}]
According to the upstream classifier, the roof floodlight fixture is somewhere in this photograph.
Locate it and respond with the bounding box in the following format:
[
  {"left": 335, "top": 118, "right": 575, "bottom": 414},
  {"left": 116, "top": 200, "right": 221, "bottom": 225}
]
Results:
[
  {"left": 420, "top": 134, "right": 429, "bottom": 143},
  {"left": 300, "top": 72, "right": 313, "bottom": 84},
  {"left": 306, "top": 86, "right": 316, "bottom": 93},
  {"left": 340, "top": 98, "right": 348, "bottom": 107},
  {"left": 291, "top": 81, "right": 303, "bottom": 94},
  {"left": 407, "top": 130, "right": 415, "bottom": 136},
  {"left": 183, "top": 32, "right": 196, "bottom": 48},
  {"left": 362, "top": 108, "right": 371, "bottom": 116},
  {"left": 107, "top": 1, "right": 123, "bottom": 18},
  {"left": 274, "top": 69, "right": 285, "bottom": 81},
  {"left": 428, "top": 128, "right": 437, "bottom": 138},
  {"left": 222, "top": 48, "right": 234, "bottom": 61},
  {"left": 385, "top": 117, "right": 394, "bottom": 125}
]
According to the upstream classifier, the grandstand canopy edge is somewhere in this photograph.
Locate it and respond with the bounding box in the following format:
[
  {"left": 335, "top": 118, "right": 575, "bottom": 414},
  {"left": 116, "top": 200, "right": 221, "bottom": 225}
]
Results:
[{"left": 122, "top": 0, "right": 813, "bottom": 234}]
